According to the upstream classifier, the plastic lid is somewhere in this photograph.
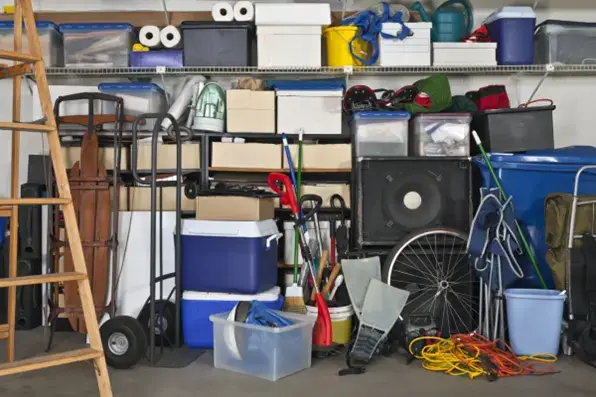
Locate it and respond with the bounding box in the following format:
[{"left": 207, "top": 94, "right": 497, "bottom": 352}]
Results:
[
  {"left": 353, "top": 111, "right": 411, "bottom": 120},
  {"left": 0, "top": 21, "right": 58, "bottom": 30},
  {"left": 98, "top": 83, "right": 165, "bottom": 95},
  {"left": 268, "top": 78, "right": 345, "bottom": 91},
  {"left": 59, "top": 23, "right": 134, "bottom": 32},
  {"left": 182, "top": 219, "right": 280, "bottom": 238},
  {"left": 485, "top": 6, "right": 536, "bottom": 25},
  {"left": 182, "top": 286, "right": 280, "bottom": 302},
  {"left": 415, "top": 112, "right": 472, "bottom": 119},
  {"left": 474, "top": 146, "right": 596, "bottom": 166}
]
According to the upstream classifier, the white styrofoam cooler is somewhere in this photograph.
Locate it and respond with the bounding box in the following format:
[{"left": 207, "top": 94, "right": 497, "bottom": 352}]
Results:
[
  {"left": 379, "top": 22, "right": 432, "bottom": 66},
  {"left": 276, "top": 88, "right": 343, "bottom": 135},
  {"left": 257, "top": 26, "right": 322, "bottom": 69},
  {"left": 433, "top": 43, "right": 497, "bottom": 66}
]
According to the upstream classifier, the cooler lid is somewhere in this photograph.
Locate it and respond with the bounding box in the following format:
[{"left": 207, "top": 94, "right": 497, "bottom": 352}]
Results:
[
  {"left": 98, "top": 82, "right": 165, "bottom": 95},
  {"left": 182, "top": 219, "right": 279, "bottom": 238},
  {"left": 485, "top": 6, "right": 536, "bottom": 25},
  {"left": 352, "top": 111, "right": 411, "bottom": 120},
  {"left": 59, "top": 23, "right": 133, "bottom": 32},
  {"left": 182, "top": 286, "right": 280, "bottom": 302},
  {"left": 475, "top": 146, "right": 596, "bottom": 166}
]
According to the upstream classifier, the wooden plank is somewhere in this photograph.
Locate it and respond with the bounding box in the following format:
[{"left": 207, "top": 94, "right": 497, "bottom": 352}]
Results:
[
  {"left": 0, "top": 121, "right": 53, "bottom": 132},
  {"left": 0, "top": 324, "right": 8, "bottom": 332},
  {"left": 0, "top": 348, "right": 102, "bottom": 377},
  {"left": 0, "top": 198, "right": 70, "bottom": 205},
  {"left": 0, "top": 63, "right": 31, "bottom": 79},
  {"left": 0, "top": 207, "right": 13, "bottom": 217},
  {"left": 0, "top": 272, "right": 87, "bottom": 288},
  {"left": 0, "top": 49, "right": 39, "bottom": 63}
]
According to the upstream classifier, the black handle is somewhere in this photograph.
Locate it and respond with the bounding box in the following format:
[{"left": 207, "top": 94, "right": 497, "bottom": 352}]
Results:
[
  {"left": 330, "top": 194, "right": 346, "bottom": 210},
  {"left": 299, "top": 194, "right": 322, "bottom": 222}
]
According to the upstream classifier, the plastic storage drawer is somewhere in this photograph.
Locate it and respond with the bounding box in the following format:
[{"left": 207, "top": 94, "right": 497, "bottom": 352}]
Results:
[
  {"left": 535, "top": 20, "right": 596, "bottom": 65},
  {"left": 210, "top": 311, "right": 315, "bottom": 381},
  {"left": 182, "top": 287, "right": 283, "bottom": 348},
  {"left": 98, "top": 83, "right": 167, "bottom": 131},
  {"left": 180, "top": 219, "right": 281, "bottom": 294},
  {"left": 0, "top": 21, "right": 63, "bottom": 66},
  {"left": 59, "top": 23, "right": 134, "bottom": 67},
  {"left": 485, "top": 7, "right": 536, "bottom": 65},
  {"left": 181, "top": 22, "right": 254, "bottom": 67},
  {"left": 471, "top": 105, "right": 555, "bottom": 154},
  {"left": 411, "top": 113, "right": 471, "bottom": 157},
  {"left": 352, "top": 111, "right": 410, "bottom": 157}
]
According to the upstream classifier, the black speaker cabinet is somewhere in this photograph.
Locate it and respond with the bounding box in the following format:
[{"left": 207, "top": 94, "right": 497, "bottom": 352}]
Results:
[
  {"left": 354, "top": 158, "right": 471, "bottom": 247},
  {"left": 19, "top": 183, "right": 44, "bottom": 259},
  {"left": 15, "top": 258, "right": 42, "bottom": 330}
]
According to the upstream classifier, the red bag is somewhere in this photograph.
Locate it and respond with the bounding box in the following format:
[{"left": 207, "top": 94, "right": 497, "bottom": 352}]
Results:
[{"left": 465, "top": 85, "right": 510, "bottom": 111}]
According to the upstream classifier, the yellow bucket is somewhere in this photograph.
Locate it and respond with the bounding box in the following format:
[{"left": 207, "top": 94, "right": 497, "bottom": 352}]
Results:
[
  {"left": 324, "top": 26, "right": 368, "bottom": 67},
  {"left": 306, "top": 304, "right": 353, "bottom": 345}
]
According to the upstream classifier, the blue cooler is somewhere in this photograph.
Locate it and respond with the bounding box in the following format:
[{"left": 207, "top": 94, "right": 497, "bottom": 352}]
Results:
[
  {"left": 182, "top": 286, "right": 284, "bottom": 348},
  {"left": 473, "top": 146, "right": 596, "bottom": 289},
  {"left": 181, "top": 219, "right": 282, "bottom": 294},
  {"left": 485, "top": 7, "right": 536, "bottom": 65}
]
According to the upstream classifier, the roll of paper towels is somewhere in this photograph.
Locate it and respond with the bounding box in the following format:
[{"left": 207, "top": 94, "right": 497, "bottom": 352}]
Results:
[
  {"left": 160, "top": 25, "right": 181, "bottom": 49},
  {"left": 139, "top": 25, "right": 161, "bottom": 48},
  {"left": 234, "top": 1, "right": 254, "bottom": 22},
  {"left": 212, "top": 2, "right": 234, "bottom": 22}
]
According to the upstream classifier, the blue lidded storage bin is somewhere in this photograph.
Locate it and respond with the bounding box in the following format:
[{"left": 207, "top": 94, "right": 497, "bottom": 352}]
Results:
[
  {"left": 181, "top": 219, "right": 282, "bottom": 294},
  {"left": 473, "top": 146, "right": 596, "bottom": 289},
  {"left": 505, "top": 289, "right": 566, "bottom": 355},
  {"left": 485, "top": 7, "right": 536, "bottom": 65},
  {"left": 130, "top": 50, "right": 184, "bottom": 68},
  {"left": 351, "top": 111, "right": 411, "bottom": 157},
  {"left": 182, "top": 286, "right": 283, "bottom": 348},
  {"left": 0, "top": 21, "right": 63, "bottom": 66}
]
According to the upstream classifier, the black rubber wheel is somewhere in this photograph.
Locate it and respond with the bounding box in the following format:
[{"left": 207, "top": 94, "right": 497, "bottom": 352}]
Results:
[
  {"left": 184, "top": 183, "right": 197, "bottom": 200},
  {"left": 137, "top": 300, "right": 177, "bottom": 347},
  {"left": 100, "top": 316, "right": 147, "bottom": 369}
]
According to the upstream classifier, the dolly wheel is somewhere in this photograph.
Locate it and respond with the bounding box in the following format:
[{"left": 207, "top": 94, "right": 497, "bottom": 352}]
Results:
[
  {"left": 101, "top": 316, "right": 147, "bottom": 369},
  {"left": 138, "top": 300, "right": 177, "bottom": 347},
  {"left": 184, "top": 183, "right": 197, "bottom": 199}
]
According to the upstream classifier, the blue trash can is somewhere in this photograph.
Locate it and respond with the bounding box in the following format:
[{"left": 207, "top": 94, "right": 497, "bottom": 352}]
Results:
[
  {"left": 504, "top": 288, "right": 565, "bottom": 356},
  {"left": 473, "top": 146, "right": 596, "bottom": 288}
]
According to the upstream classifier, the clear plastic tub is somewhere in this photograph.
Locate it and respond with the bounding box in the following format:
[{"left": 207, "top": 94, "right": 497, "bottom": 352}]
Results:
[
  {"left": 352, "top": 111, "right": 410, "bottom": 157},
  {"left": 0, "top": 21, "right": 63, "bottom": 66},
  {"left": 411, "top": 113, "right": 471, "bottom": 157},
  {"left": 98, "top": 83, "right": 167, "bottom": 131},
  {"left": 59, "top": 23, "right": 134, "bottom": 67},
  {"left": 210, "top": 311, "right": 315, "bottom": 381},
  {"left": 534, "top": 20, "right": 596, "bottom": 65}
]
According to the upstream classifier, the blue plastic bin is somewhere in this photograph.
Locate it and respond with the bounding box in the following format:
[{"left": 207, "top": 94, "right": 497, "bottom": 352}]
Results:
[
  {"left": 180, "top": 219, "right": 282, "bottom": 294},
  {"left": 473, "top": 146, "right": 596, "bottom": 288},
  {"left": 182, "top": 286, "right": 284, "bottom": 348},
  {"left": 130, "top": 50, "right": 184, "bottom": 68},
  {"left": 485, "top": 7, "right": 536, "bottom": 65},
  {"left": 505, "top": 288, "right": 565, "bottom": 355}
]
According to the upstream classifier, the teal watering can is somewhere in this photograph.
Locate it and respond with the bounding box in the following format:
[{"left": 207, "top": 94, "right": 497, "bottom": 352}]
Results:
[{"left": 412, "top": 0, "right": 473, "bottom": 42}]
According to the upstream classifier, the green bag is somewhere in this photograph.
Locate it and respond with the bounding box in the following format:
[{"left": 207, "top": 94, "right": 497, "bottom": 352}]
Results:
[{"left": 404, "top": 74, "right": 452, "bottom": 114}]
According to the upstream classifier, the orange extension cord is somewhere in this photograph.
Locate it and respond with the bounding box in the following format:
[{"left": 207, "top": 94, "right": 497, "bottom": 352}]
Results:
[{"left": 408, "top": 333, "right": 559, "bottom": 380}]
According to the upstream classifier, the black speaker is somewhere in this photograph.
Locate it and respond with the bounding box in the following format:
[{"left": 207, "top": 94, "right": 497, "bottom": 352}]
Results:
[
  {"left": 19, "top": 183, "right": 44, "bottom": 259},
  {"left": 354, "top": 158, "right": 471, "bottom": 247},
  {"left": 15, "top": 258, "right": 42, "bottom": 330}
]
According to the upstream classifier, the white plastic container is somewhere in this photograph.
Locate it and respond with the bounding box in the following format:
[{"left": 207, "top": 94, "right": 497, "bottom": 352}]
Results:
[
  {"left": 352, "top": 111, "right": 411, "bottom": 157},
  {"left": 98, "top": 83, "right": 167, "bottom": 131},
  {"left": 276, "top": 85, "right": 343, "bottom": 135},
  {"left": 0, "top": 21, "right": 63, "bottom": 66},
  {"left": 411, "top": 113, "right": 472, "bottom": 157},
  {"left": 210, "top": 310, "right": 315, "bottom": 381},
  {"left": 433, "top": 43, "right": 497, "bottom": 66},
  {"left": 257, "top": 26, "right": 322, "bottom": 69},
  {"left": 255, "top": 3, "right": 331, "bottom": 26},
  {"left": 283, "top": 220, "right": 351, "bottom": 265},
  {"left": 379, "top": 22, "right": 432, "bottom": 66},
  {"left": 59, "top": 23, "right": 134, "bottom": 67}
]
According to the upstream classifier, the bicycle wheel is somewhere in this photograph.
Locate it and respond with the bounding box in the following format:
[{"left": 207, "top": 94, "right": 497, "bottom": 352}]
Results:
[{"left": 382, "top": 227, "right": 478, "bottom": 336}]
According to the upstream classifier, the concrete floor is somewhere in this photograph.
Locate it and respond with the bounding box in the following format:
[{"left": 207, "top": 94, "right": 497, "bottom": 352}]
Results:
[{"left": 1, "top": 329, "right": 596, "bottom": 397}]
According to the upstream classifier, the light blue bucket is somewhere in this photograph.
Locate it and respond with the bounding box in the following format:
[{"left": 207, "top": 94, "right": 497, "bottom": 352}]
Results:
[{"left": 504, "top": 288, "right": 566, "bottom": 356}]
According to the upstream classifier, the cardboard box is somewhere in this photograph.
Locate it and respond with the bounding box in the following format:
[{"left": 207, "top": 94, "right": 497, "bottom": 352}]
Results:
[
  {"left": 136, "top": 143, "right": 200, "bottom": 171},
  {"left": 212, "top": 142, "right": 281, "bottom": 169},
  {"left": 302, "top": 184, "right": 351, "bottom": 208},
  {"left": 62, "top": 146, "right": 128, "bottom": 170},
  {"left": 196, "top": 196, "right": 275, "bottom": 221},
  {"left": 226, "top": 89, "right": 276, "bottom": 133},
  {"left": 282, "top": 144, "right": 351, "bottom": 170},
  {"left": 109, "top": 186, "right": 130, "bottom": 211},
  {"left": 129, "top": 187, "right": 195, "bottom": 211}
]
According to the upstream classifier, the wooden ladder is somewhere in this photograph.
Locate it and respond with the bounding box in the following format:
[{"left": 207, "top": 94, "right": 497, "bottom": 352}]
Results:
[{"left": 0, "top": 1, "right": 113, "bottom": 396}]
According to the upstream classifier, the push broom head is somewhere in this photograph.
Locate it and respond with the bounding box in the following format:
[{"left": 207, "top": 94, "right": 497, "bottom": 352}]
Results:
[{"left": 283, "top": 283, "right": 307, "bottom": 314}]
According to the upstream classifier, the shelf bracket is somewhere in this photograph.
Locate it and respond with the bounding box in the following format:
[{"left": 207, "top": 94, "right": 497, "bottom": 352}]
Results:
[
  {"left": 343, "top": 66, "right": 353, "bottom": 86},
  {"left": 526, "top": 64, "right": 554, "bottom": 105}
]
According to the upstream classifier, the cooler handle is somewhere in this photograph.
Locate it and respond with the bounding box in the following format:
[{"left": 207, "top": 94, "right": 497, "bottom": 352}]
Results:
[{"left": 266, "top": 233, "right": 283, "bottom": 249}]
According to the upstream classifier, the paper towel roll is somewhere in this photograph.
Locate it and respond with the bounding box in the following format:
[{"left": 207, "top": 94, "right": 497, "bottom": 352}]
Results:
[
  {"left": 139, "top": 25, "right": 161, "bottom": 48},
  {"left": 160, "top": 25, "right": 181, "bottom": 49},
  {"left": 234, "top": 1, "right": 254, "bottom": 22},
  {"left": 212, "top": 2, "right": 234, "bottom": 22}
]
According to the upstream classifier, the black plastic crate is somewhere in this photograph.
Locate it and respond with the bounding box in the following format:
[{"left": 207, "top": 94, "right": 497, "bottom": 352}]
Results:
[
  {"left": 471, "top": 105, "right": 555, "bottom": 154},
  {"left": 181, "top": 21, "right": 255, "bottom": 67}
]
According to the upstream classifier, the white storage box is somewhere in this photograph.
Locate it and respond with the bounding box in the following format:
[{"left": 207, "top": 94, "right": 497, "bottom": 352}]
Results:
[
  {"left": 258, "top": 26, "right": 322, "bottom": 69},
  {"left": 226, "top": 89, "right": 275, "bottom": 133},
  {"left": 0, "top": 21, "right": 63, "bottom": 66},
  {"left": 352, "top": 111, "right": 411, "bottom": 157},
  {"left": 255, "top": 3, "right": 331, "bottom": 26},
  {"left": 277, "top": 86, "right": 343, "bottom": 135},
  {"left": 135, "top": 142, "right": 200, "bottom": 171},
  {"left": 379, "top": 22, "right": 432, "bottom": 66},
  {"left": 282, "top": 144, "right": 351, "bottom": 170},
  {"left": 212, "top": 142, "right": 281, "bottom": 169},
  {"left": 210, "top": 310, "right": 315, "bottom": 381},
  {"left": 60, "top": 23, "right": 134, "bottom": 67},
  {"left": 411, "top": 113, "right": 472, "bottom": 157},
  {"left": 433, "top": 43, "right": 497, "bottom": 66},
  {"left": 99, "top": 83, "right": 167, "bottom": 131}
]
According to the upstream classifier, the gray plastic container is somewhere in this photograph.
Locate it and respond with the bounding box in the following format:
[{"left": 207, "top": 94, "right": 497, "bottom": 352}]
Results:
[
  {"left": 535, "top": 20, "right": 596, "bottom": 65},
  {"left": 60, "top": 23, "right": 134, "bottom": 67},
  {"left": 0, "top": 21, "right": 63, "bottom": 66}
]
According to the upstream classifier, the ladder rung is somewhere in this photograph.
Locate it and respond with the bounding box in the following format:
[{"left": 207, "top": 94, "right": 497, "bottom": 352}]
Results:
[
  {"left": 0, "top": 50, "right": 40, "bottom": 63},
  {"left": 0, "top": 121, "right": 53, "bottom": 132},
  {"left": 0, "top": 272, "right": 87, "bottom": 288},
  {"left": 0, "top": 206, "right": 12, "bottom": 217},
  {"left": 0, "top": 198, "right": 71, "bottom": 206},
  {"left": 0, "top": 63, "right": 31, "bottom": 79},
  {"left": 0, "top": 348, "right": 102, "bottom": 377}
]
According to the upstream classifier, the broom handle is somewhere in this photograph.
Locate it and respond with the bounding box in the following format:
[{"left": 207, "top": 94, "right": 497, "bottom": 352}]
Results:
[{"left": 293, "top": 133, "right": 304, "bottom": 283}]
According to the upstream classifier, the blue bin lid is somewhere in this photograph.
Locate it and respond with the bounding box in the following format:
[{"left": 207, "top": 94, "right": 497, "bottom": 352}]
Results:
[
  {"left": 59, "top": 23, "right": 133, "bottom": 32},
  {"left": 98, "top": 82, "right": 165, "bottom": 95},
  {"left": 474, "top": 146, "right": 596, "bottom": 168},
  {"left": 352, "top": 111, "right": 411, "bottom": 121},
  {"left": 0, "top": 21, "right": 58, "bottom": 31},
  {"left": 268, "top": 78, "right": 345, "bottom": 91}
]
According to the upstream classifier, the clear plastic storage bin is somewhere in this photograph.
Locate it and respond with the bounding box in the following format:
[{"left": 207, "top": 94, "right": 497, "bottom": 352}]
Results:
[
  {"left": 352, "top": 111, "right": 410, "bottom": 157},
  {"left": 0, "top": 21, "right": 63, "bottom": 66},
  {"left": 411, "top": 113, "right": 471, "bottom": 157},
  {"left": 534, "top": 20, "right": 596, "bottom": 65},
  {"left": 59, "top": 23, "right": 134, "bottom": 67},
  {"left": 210, "top": 311, "right": 315, "bottom": 381},
  {"left": 98, "top": 83, "right": 167, "bottom": 131}
]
